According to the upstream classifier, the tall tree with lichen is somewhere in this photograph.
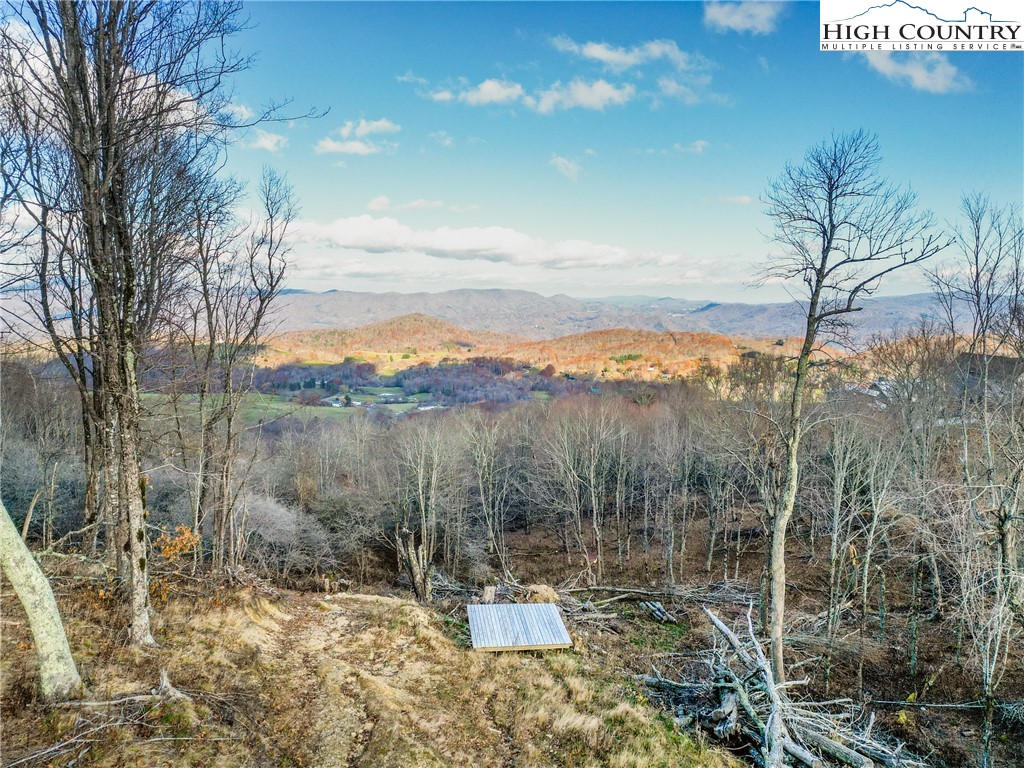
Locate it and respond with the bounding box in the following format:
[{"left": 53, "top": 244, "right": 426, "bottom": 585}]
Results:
[
  {"left": 758, "top": 129, "right": 946, "bottom": 679},
  {"left": 0, "top": 0, "right": 249, "bottom": 646}
]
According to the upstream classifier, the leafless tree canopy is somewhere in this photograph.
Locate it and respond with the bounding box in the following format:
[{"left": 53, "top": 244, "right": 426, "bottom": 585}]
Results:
[{"left": 762, "top": 129, "right": 947, "bottom": 343}]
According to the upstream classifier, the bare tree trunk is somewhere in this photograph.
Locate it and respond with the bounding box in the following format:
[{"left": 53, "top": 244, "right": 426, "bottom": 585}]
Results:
[
  {"left": 115, "top": 352, "right": 156, "bottom": 647},
  {"left": 770, "top": 356, "right": 809, "bottom": 682},
  {"left": 762, "top": 129, "right": 945, "bottom": 681},
  {"left": 20, "top": 488, "right": 42, "bottom": 542},
  {"left": 0, "top": 498, "right": 81, "bottom": 702},
  {"left": 396, "top": 529, "right": 433, "bottom": 602}
]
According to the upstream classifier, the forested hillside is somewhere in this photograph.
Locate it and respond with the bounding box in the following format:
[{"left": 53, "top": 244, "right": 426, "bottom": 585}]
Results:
[{"left": 265, "top": 313, "right": 806, "bottom": 379}]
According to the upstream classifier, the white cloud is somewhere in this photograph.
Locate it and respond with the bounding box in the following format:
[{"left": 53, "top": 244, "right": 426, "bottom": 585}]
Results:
[
  {"left": 316, "top": 119, "right": 402, "bottom": 155},
  {"left": 429, "top": 130, "right": 454, "bottom": 147},
  {"left": 675, "top": 139, "right": 710, "bottom": 154},
  {"left": 861, "top": 52, "right": 972, "bottom": 94},
  {"left": 717, "top": 195, "right": 755, "bottom": 205},
  {"left": 248, "top": 129, "right": 287, "bottom": 152},
  {"left": 315, "top": 138, "right": 382, "bottom": 155},
  {"left": 402, "top": 199, "right": 444, "bottom": 210},
  {"left": 396, "top": 72, "right": 455, "bottom": 102},
  {"left": 225, "top": 103, "right": 255, "bottom": 122},
  {"left": 704, "top": 2, "right": 785, "bottom": 35},
  {"left": 367, "top": 195, "right": 392, "bottom": 211},
  {"left": 396, "top": 71, "right": 427, "bottom": 85},
  {"left": 658, "top": 75, "right": 714, "bottom": 105},
  {"left": 340, "top": 118, "right": 401, "bottom": 138},
  {"left": 291, "top": 216, "right": 680, "bottom": 270},
  {"left": 551, "top": 36, "right": 704, "bottom": 73},
  {"left": 526, "top": 79, "right": 635, "bottom": 114},
  {"left": 367, "top": 196, "right": 447, "bottom": 212},
  {"left": 410, "top": 38, "right": 715, "bottom": 113},
  {"left": 459, "top": 78, "right": 525, "bottom": 106},
  {"left": 550, "top": 154, "right": 582, "bottom": 182}
]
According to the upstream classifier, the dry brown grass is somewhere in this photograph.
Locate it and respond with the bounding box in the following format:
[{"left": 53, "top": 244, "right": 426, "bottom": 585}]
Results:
[
  {"left": 2, "top": 566, "right": 735, "bottom": 768},
  {"left": 1, "top": 563, "right": 279, "bottom": 767}
]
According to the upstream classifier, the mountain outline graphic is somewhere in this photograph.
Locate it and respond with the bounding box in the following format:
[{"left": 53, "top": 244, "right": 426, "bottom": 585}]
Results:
[{"left": 830, "top": 0, "right": 1018, "bottom": 24}]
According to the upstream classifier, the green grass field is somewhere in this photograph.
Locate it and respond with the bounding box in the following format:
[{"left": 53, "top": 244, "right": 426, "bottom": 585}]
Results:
[
  {"left": 240, "top": 393, "right": 422, "bottom": 422},
  {"left": 355, "top": 386, "right": 405, "bottom": 396},
  {"left": 143, "top": 391, "right": 423, "bottom": 426}
]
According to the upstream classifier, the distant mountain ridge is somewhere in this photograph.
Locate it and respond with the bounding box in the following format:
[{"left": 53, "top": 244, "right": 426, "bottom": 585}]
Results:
[{"left": 273, "top": 289, "right": 943, "bottom": 345}]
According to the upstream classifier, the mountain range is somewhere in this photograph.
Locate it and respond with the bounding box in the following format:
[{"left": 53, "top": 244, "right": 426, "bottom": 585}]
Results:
[{"left": 273, "top": 289, "right": 943, "bottom": 345}]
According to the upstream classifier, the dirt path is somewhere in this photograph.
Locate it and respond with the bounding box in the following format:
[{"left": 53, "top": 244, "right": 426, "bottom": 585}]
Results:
[
  {"left": 262, "top": 592, "right": 474, "bottom": 767},
  {"left": 261, "top": 595, "right": 372, "bottom": 766},
  {"left": 253, "top": 591, "right": 722, "bottom": 768}
]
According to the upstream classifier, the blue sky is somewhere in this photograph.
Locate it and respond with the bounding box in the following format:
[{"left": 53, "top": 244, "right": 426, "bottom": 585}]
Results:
[{"left": 223, "top": 1, "right": 1023, "bottom": 302}]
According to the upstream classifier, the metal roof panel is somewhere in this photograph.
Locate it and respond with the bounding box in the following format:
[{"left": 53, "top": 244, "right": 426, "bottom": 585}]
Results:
[{"left": 466, "top": 603, "right": 572, "bottom": 652}]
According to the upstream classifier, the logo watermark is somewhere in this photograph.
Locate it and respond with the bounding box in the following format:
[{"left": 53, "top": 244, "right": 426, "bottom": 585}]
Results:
[{"left": 820, "top": 0, "right": 1023, "bottom": 51}]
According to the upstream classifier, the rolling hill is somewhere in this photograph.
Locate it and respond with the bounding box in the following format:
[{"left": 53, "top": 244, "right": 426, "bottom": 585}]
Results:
[
  {"left": 269, "top": 314, "right": 518, "bottom": 362},
  {"left": 266, "top": 314, "right": 806, "bottom": 377}
]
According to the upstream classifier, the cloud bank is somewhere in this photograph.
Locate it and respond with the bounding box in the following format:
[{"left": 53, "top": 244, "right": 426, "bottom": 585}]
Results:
[{"left": 291, "top": 216, "right": 682, "bottom": 270}]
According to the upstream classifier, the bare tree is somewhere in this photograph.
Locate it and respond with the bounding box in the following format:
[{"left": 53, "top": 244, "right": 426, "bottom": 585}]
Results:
[
  {"left": 385, "top": 415, "right": 466, "bottom": 601},
  {"left": 870, "top": 322, "right": 957, "bottom": 672},
  {"left": 1, "top": 0, "right": 248, "bottom": 646},
  {"left": 533, "top": 398, "right": 616, "bottom": 582},
  {"left": 950, "top": 511, "right": 1021, "bottom": 768},
  {"left": 760, "top": 129, "right": 946, "bottom": 678},
  {"left": 931, "top": 195, "right": 1024, "bottom": 592},
  {"left": 0, "top": 118, "right": 79, "bottom": 703},
  {"left": 462, "top": 409, "right": 521, "bottom": 575},
  {"left": 163, "top": 168, "right": 293, "bottom": 570},
  {"left": 646, "top": 410, "right": 695, "bottom": 586},
  {"left": 815, "top": 410, "right": 863, "bottom": 690}
]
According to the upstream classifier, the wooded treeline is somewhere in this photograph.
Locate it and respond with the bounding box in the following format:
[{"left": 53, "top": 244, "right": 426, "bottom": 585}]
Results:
[{"left": 5, "top": 296, "right": 1023, "bottom": 688}]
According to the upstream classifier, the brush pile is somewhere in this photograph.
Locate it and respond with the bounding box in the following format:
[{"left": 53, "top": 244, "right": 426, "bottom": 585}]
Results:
[{"left": 640, "top": 607, "right": 924, "bottom": 768}]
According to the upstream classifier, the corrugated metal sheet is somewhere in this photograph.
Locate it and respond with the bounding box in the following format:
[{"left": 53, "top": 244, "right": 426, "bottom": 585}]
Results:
[{"left": 467, "top": 603, "right": 572, "bottom": 652}]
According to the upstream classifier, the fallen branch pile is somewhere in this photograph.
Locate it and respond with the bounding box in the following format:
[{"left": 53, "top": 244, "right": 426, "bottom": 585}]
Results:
[
  {"left": 8, "top": 671, "right": 205, "bottom": 767},
  {"left": 640, "top": 607, "right": 924, "bottom": 768},
  {"left": 640, "top": 600, "right": 677, "bottom": 623},
  {"left": 559, "top": 592, "right": 623, "bottom": 633},
  {"left": 222, "top": 565, "right": 279, "bottom": 597},
  {"left": 563, "top": 580, "right": 758, "bottom": 605}
]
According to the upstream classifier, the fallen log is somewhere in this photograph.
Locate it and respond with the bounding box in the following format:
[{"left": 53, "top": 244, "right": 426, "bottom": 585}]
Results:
[
  {"left": 635, "top": 606, "right": 924, "bottom": 768},
  {"left": 634, "top": 674, "right": 701, "bottom": 695},
  {"left": 640, "top": 600, "right": 678, "bottom": 623},
  {"left": 784, "top": 737, "right": 824, "bottom": 768},
  {"left": 712, "top": 691, "right": 739, "bottom": 738},
  {"left": 795, "top": 729, "right": 874, "bottom": 768},
  {"left": 565, "top": 586, "right": 677, "bottom": 597}
]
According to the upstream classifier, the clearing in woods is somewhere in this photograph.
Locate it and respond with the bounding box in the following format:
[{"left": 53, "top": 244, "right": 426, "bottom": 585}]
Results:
[
  {"left": 0, "top": 580, "right": 731, "bottom": 768},
  {"left": 256, "top": 592, "right": 727, "bottom": 767}
]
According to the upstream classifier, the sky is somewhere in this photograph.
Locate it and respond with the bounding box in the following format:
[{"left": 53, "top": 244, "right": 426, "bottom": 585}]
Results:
[{"left": 222, "top": 1, "right": 1024, "bottom": 303}]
